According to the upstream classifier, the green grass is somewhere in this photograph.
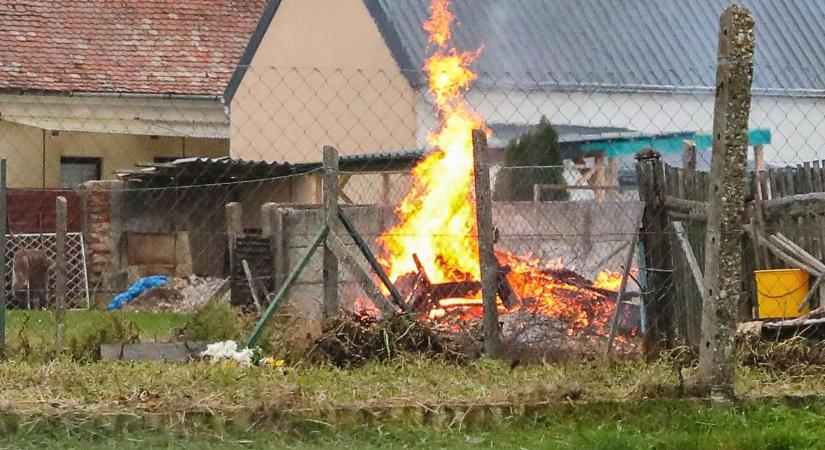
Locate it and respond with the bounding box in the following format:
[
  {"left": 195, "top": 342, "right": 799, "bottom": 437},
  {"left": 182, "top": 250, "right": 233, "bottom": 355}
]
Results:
[
  {"left": 4, "top": 310, "right": 825, "bottom": 448},
  {"left": 0, "top": 358, "right": 679, "bottom": 415},
  {"left": 3, "top": 310, "right": 191, "bottom": 357},
  {"left": 2, "top": 399, "right": 825, "bottom": 449}
]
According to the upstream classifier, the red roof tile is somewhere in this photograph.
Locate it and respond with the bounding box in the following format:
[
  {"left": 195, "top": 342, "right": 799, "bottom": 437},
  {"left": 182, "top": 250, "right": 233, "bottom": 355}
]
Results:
[{"left": 0, "top": 0, "right": 268, "bottom": 96}]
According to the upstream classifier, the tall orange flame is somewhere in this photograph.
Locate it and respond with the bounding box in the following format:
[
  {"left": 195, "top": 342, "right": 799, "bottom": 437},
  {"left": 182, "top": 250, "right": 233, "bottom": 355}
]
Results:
[
  {"left": 422, "top": 0, "right": 455, "bottom": 48},
  {"left": 375, "top": 0, "right": 625, "bottom": 337},
  {"left": 378, "top": 0, "right": 486, "bottom": 284}
]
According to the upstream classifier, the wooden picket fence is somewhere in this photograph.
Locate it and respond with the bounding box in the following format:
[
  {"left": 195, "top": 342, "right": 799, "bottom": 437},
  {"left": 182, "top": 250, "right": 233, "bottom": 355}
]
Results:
[{"left": 637, "top": 155, "right": 825, "bottom": 349}]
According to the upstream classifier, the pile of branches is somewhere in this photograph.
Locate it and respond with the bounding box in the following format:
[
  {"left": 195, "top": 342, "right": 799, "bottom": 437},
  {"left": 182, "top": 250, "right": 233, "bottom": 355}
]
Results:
[
  {"left": 738, "top": 334, "right": 825, "bottom": 374},
  {"left": 308, "top": 312, "right": 482, "bottom": 367}
]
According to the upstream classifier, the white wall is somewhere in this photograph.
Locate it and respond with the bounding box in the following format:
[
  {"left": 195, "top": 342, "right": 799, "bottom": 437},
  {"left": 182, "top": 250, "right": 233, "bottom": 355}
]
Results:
[{"left": 414, "top": 88, "right": 825, "bottom": 166}]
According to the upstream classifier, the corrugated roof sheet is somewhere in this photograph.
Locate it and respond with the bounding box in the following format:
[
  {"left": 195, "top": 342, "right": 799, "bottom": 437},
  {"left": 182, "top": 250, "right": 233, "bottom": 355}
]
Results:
[{"left": 368, "top": 0, "right": 825, "bottom": 94}]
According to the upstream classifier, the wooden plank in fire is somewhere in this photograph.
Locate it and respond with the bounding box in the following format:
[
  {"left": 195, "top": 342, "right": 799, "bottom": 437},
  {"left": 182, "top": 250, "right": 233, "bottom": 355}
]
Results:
[
  {"left": 495, "top": 263, "right": 518, "bottom": 309},
  {"left": 408, "top": 253, "right": 434, "bottom": 312},
  {"left": 540, "top": 268, "right": 619, "bottom": 299},
  {"left": 407, "top": 253, "right": 519, "bottom": 310}
]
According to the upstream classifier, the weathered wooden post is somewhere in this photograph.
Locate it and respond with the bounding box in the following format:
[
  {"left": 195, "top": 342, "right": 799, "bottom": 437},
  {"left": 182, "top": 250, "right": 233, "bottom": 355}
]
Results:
[
  {"left": 322, "top": 146, "right": 340, "bottom": 321},
  {"left": 606, "top": 156, "right": 621, "bottom": 201},
  {"left": 695, "top": 5, "right": 755, "bottom": 399},
  {"left": 55, "top": 196, "right": 68, "bottom": 354},
  {"left": 593, "top": 154, "right": 607, "bottom": 202},
  {"left": 0, "top": 160, "right": 6, "bottom": 357},
  {"left": 635, "top": 149, "right": 675, "bottom": 359},
  {"left": 682, "top": 140, "right": 698, "bottom": 172},
  {"left": 472, "top": 129, "right": 501, "bottom": 356}
]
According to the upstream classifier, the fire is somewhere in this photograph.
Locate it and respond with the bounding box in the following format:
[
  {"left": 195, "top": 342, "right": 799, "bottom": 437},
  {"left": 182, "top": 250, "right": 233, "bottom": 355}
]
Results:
[
  {"left": 377, "top": 0, "right": 485, "bottom": 285},
  {"left": 594, "top": 271, "right": 623, "bottom": 292},
  {"left": 375, "top": 0, "right": 623, "bottom": 337},
  {"left": 422, "top": 0, "right": 454, "bottom": 47}
]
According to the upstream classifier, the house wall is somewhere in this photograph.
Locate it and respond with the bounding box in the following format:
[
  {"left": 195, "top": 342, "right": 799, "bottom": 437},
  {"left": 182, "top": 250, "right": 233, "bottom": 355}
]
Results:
[
  {"left": 229, "top": 0, "right": 418, "bottom": 163},
  {"left": 440, "top": 89, "right": 825, "bottom": 166},
  {"left": 0, "top": 120, "right": 228, "bottom": 188}
]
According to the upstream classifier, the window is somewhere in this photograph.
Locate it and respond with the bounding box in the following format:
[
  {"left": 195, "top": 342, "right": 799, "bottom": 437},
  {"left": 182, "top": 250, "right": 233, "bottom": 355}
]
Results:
[{"left": 60, "top": 157, "right": 102, "bottom": 187}]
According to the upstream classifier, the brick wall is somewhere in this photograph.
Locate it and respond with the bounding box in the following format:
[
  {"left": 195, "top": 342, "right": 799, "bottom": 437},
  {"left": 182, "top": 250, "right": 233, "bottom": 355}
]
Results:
[{"left": 81, "top": 180, "right": 123, "bottom": 288}]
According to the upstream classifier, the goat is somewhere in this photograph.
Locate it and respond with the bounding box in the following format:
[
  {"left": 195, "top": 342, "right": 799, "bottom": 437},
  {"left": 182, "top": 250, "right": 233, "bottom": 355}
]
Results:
[{"left": 12, "top": 249, "right": 50, "bottom": 310}]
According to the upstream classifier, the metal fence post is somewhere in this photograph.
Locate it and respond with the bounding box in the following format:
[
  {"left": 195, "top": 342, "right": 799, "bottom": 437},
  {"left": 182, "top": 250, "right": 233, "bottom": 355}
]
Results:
[
  {"left": 322, "top": 146, "right": 340, "bottom": 322},
  {"left": 55, "top": 196, "right": 68, "bottom": 354},
  {"left": 696, "top": 5, "right": 755, "bottom": 399},
  {"left": 472, "top": 129, "right": 501, "bottom": 356}
]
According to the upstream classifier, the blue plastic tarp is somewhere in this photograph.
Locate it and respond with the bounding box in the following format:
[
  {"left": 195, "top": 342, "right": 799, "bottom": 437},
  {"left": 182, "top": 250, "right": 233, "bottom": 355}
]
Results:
[{"left": 107, "top": 275, "right": 170, "bottom": 311}]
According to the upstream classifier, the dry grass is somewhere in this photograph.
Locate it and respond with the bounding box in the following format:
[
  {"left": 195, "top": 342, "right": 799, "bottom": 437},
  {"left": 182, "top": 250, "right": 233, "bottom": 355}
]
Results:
[{"left": 0, "top": 357, "right": 682, "bottom": 417}]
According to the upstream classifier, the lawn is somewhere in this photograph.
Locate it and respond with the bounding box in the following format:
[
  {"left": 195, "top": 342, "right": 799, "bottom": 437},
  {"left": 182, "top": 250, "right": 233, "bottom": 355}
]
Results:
[
  {"left": 5, "top": 309, "right": 191, "bottom": 343},
  {"left": 3, "top": 398, "right": 825, "bottom": 449},
  {"left": 3, "top": 309, "right": 825, "bottom": 448}
]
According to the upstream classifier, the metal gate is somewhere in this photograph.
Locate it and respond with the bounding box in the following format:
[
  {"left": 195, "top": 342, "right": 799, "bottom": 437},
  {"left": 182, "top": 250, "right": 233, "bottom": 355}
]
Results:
[{"left": 4, "top": 232, "right": 91, "bottom": 309}]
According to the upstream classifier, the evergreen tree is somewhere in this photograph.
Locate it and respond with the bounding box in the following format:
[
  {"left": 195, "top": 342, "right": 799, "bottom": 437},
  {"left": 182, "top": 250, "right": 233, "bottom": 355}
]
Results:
[{"left": 494, "top": 117, "right": 568, "bottom": 201}]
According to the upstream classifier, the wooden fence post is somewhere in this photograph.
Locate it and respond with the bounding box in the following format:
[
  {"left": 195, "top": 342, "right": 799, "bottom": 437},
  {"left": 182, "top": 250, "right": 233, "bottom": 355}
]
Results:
[
  {"left": 635, "top": 151, "right": 675, "bottom": 360},
  {"left": 593, "top": 154, "right": 607, "bottom": 202},
  {"left": 472, "top": 129, "right": 501, "bottom": 356},
  {"left": 322, "top": 146, "right": 340, "bottom": 322},
  {"left": 682, "top": 140, "right": 698, "bottom": 172},
  {"left": 55, "top": 196, "right": 68, "bottom": 354},
  {"left": 696, "top": 5, "right": 755, "bottom": 399},
  {"left": 0, "top": 160, "right": 7, "bottom": 357}
]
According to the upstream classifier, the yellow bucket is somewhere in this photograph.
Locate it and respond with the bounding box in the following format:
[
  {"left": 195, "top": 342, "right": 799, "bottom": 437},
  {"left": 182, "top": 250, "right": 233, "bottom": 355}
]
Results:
[{"left": 755, "top": 269, "right": 810, "bottom": 319}]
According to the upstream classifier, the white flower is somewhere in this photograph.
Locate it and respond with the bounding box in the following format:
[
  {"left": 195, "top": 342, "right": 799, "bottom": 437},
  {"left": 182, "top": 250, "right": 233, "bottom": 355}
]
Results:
[{"left": 201, "top": 340, "right": 254, "bottom": 367}]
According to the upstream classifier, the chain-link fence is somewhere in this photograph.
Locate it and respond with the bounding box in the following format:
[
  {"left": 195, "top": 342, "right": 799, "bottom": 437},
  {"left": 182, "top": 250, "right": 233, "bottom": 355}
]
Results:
[{"left": 0, "top": 12, "right": 824, "bottom": 361}]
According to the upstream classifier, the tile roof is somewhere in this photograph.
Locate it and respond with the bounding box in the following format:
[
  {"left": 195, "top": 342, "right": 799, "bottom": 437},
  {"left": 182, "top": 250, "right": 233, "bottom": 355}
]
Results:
[
  {"left": 366, "top": 0, "right": 825, "bottom": 94},
  {"left": 0, "top": 0, "right": 268, "bottom": 95}
]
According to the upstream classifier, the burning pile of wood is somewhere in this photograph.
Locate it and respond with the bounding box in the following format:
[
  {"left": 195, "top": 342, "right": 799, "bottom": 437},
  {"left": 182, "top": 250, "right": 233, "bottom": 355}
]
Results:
[{"left": 390, "top": 252, "right": 622, "bottom": 336}]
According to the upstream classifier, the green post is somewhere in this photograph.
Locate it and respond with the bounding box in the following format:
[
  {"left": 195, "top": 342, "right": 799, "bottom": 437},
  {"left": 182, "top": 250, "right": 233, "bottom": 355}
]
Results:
[
  {"left": 246, "top": 226, "right": 329, "bottom": 348},
  {"left": 336, "top": 208, "right": 407, "bottom": 312}
]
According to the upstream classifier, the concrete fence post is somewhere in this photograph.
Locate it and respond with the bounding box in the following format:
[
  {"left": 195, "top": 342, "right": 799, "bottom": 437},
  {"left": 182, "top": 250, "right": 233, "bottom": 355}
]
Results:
[
  {"left": 322, "top": 146, "right": 340, "bottom": 322},
  {"left": 261, "top": 202, "right": 286, "bottom": 292},
  {"left": 225, "top": 202, "right": 242, "bottom": 276},
  {"left": 696, "top": 5, "right": 755, "bottom": 399}
]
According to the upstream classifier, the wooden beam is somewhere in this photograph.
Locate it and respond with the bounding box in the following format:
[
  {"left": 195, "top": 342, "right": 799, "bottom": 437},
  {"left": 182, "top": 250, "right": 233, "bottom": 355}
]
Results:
[
  {"left": 799, "top": 274, "right": 825, "bottom": 312},
  {"left": 242, "top": 260, "right": 263, "bottom": 312},
  {"left": 606, "top": 223, "right": 641, "bottom": 356},
  {"left": 772, "top": 234, "right": 825, "bottom": 273},
  {"left": 672, "top": 221, "right": 705, "bottom": 293},
  {"left": 745, "top": 226, "right": 819, "bottom": 275},
  {"left": 763, "top": 192, "right": 825, "bottom": 218}
]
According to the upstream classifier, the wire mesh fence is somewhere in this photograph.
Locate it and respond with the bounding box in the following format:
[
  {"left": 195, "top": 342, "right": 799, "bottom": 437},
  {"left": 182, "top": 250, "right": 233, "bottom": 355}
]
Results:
[
  {"left": 4, "top": 232, "right": 90, "bottom": 309},
  {"left": 0, "top": 57, "right": 823, "bottom": 359}
]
